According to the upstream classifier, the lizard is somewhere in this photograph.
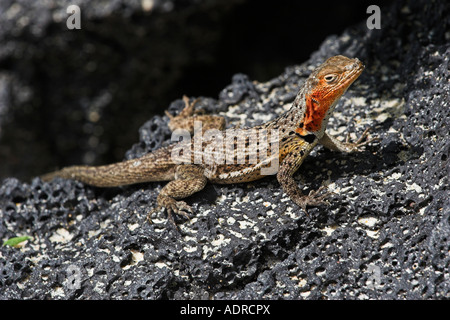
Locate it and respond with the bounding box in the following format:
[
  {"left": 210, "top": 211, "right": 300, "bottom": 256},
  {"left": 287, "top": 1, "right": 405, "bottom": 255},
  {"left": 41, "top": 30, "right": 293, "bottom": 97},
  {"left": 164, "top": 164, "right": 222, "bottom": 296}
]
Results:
[{"left": 41, "top": 55, "right": 377, "bottom": 226}]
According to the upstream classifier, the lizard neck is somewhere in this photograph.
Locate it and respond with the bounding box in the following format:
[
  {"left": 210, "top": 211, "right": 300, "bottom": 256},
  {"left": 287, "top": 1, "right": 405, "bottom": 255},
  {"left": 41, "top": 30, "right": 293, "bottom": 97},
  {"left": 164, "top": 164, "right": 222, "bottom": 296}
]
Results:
[
  {"left": 266, "top": 89, "right": 327, "bottom": 142},
  {"left": 291, "top": 84, "right": 333, "bottom": 140}
]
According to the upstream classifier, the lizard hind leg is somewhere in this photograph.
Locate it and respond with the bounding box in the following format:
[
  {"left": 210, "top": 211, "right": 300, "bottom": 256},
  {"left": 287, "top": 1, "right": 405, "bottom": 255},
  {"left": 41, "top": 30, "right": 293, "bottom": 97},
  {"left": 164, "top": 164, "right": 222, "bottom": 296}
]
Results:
[
  {"left": 148, "top": 164, "right": 207, "bottom": 227},
  {"left": 165, "top": 95, "right": 226, "bottom": 134}
]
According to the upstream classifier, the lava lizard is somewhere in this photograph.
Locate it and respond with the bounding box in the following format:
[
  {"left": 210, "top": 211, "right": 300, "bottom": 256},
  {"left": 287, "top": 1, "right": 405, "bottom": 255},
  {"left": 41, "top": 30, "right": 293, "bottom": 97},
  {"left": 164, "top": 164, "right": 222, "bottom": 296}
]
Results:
[{"left": 41, "top": 55, "right": 377, "bottom": 226}]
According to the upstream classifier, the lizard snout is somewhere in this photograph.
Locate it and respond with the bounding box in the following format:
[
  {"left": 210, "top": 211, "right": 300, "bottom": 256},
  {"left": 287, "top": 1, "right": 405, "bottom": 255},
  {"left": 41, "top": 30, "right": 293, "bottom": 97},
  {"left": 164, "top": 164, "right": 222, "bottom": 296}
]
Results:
[{"left": 344, "top": 58, "right": 364, "bottom": 72}]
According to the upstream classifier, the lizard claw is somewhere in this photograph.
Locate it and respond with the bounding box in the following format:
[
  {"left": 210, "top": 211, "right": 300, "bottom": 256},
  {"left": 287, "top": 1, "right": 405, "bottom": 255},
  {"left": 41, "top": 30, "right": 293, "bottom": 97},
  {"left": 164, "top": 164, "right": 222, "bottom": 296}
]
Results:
[
  {"left": 345, "top": 127, "right": 380, "bottom": 151},
  {"left": 166, "top": 200, "right": 193, "bottom": 230},
  {"left": 355, "top": 127, "right": 380, "bottom": 145},
  {"left": 171, "top": 200, "right": 193, "bottom": 219},
  {"left": 296, "top": 186, "right": 332, "bottom": 217},
  {"left": 147, "top": 207, "right": 158, "bottom": 224},
  {"left": 148, "top": 196, "right": 193, "bottom": 228}
]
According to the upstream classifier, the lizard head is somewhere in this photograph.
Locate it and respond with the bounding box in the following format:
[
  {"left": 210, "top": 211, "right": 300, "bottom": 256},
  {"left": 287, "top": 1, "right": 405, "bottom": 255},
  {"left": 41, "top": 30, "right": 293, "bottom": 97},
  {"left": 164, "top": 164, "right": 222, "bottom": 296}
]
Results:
[{"left": 296, "top": 55, "right": 364, "bottom": 136}]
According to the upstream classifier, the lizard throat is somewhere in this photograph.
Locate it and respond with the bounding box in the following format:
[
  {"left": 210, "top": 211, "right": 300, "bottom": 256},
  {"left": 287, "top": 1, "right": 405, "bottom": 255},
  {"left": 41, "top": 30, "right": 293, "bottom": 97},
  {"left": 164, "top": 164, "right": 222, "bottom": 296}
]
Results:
[{"left": 295, "top": 94, "right": 331, "bottom": 136}]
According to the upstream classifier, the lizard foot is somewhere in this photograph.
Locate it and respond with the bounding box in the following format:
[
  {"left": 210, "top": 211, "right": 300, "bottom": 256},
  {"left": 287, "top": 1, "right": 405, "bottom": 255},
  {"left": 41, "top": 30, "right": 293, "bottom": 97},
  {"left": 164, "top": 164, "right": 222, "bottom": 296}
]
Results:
[
  {"left": 294, "top": 186, "right": 332, "bottom": 216},
  {"left": 344, "top": 127, "right": 380, "bottom": 151},
  {"left": 148, "top": 195, "right": 193, "bottom": 228},
  {"left": 165, "top": 95, "right": 225, "bottom": 133}
]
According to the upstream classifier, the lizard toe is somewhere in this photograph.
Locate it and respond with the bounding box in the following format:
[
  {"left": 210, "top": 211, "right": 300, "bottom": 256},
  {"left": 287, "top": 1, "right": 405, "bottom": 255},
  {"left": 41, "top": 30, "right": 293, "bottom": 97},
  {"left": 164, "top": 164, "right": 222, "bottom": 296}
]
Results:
[
  {"left": 294, "top": 186, "right": 332, "bottom": 215},
  {"left": 173, "top": 200, "right": 193, "bottom": 221},
  {"left": 163, "top": 199, "right": 192, "bottom": 222}
]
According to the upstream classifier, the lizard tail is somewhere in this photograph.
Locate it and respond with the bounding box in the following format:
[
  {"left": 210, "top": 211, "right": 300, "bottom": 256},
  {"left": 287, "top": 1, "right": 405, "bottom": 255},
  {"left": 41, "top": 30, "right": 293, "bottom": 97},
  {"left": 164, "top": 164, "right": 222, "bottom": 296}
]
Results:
[
  {"left": 40, "top": 164, "right": 134, "bottom": 187},
  {"left": 40, "top": 149, "right": 177, "bottom": 187}
]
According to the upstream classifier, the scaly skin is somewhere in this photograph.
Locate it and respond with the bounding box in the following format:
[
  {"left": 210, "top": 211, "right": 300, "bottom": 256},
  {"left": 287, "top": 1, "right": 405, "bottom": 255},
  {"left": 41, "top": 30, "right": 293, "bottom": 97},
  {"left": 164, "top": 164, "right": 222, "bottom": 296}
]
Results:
[{"left": 41, "top": 56, "right": 376, "bottom": 226}]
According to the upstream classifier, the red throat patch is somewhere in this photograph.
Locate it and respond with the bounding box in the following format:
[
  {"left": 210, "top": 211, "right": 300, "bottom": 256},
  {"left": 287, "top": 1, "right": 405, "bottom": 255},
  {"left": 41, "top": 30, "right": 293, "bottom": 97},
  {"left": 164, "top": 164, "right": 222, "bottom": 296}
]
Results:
[{"left": 296, "top": 94, "right": 328, "bottom": 135}]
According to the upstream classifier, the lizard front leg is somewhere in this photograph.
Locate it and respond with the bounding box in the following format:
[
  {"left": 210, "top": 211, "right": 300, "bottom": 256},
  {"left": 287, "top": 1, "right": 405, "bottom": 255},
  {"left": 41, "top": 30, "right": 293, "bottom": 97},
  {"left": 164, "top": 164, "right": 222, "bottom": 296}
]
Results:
[
  {"left": 149, "top": 164, "right": 207, "bottom": 226},
  {"left": 277, "top": 141, "right": 329, "bottom": 214},
  {"left": 319, "top": 127, "right": 379, "bottom": 153}
]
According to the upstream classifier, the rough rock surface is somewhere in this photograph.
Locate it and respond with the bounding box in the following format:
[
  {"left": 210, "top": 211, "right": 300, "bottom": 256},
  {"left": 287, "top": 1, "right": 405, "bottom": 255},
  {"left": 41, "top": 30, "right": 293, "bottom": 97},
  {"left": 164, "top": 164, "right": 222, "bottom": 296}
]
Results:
[{"left": 1, "top": 0, "right": 449, "bottom": 299}]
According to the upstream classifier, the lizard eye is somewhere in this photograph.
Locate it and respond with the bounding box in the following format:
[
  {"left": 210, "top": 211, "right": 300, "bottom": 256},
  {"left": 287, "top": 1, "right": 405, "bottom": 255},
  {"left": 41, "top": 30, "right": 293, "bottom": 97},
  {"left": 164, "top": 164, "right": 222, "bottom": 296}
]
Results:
[{"left": 324, "top": 74, "right": 337, "bottom": 83}]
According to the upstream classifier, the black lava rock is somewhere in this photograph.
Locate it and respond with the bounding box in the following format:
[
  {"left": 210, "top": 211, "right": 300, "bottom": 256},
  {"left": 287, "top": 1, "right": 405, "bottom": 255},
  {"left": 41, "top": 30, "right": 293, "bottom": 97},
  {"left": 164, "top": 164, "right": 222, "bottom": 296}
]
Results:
[{"left": 0, "top": 0, "right": 449, "bottom": 300}]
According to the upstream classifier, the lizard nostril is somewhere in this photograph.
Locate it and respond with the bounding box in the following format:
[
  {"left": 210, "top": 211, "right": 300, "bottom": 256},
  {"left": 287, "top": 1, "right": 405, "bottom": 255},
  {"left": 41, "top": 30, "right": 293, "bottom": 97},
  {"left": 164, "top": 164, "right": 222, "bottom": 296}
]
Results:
[{"left": 345, "top": 64, "right": 354, "bottom": 71}]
